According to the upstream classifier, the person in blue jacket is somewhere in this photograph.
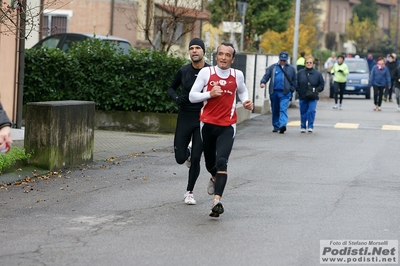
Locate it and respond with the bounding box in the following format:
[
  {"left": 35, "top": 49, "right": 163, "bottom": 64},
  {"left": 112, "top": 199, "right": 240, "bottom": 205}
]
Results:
[
  {"left": 370, "top": 57, "right": 391, "bottom": 111},
  {"left": 296, "top": 56, "right": 325, "bottom": 133},
  {"left": 260, "top": 51, "right": 297, "bottom": 134}
]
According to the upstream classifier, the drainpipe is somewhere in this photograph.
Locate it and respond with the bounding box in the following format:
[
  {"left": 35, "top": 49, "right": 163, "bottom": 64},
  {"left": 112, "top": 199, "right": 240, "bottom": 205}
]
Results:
[
  {"left": 16, "top": 0, "right": 26, "bottom": 129},
  {"left": 110, "top": 0, "right": 115, "bottom": 35}
]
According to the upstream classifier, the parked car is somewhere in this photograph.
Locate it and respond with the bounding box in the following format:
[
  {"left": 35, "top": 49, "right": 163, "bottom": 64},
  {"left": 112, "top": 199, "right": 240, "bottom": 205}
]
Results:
[
  {"left": 31, "top": 33, "right": 132, "bottom": 54},
  {"left": 329, "top": 58, "right": 371, "bottom": 99}
]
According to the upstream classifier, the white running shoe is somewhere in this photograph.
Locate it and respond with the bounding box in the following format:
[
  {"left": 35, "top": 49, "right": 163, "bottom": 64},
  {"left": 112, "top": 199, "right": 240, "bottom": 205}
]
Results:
[
  {"left": 308, "top": 128, "right": 313, "bottom": 133},
  {"left": 300, "top": 128, "right": 306, "bottom": 133},
  {"left": 207, "top": 178, "right": 215, "bottom": 195},
  {"left": 209, "top": 199, "right": 224, "bottom": 217},
  {"left": 184, "top": 191, "right": 196, "bottom": 205},
  {"left": 333, "top": 104, "right": 338, "bottom": 109}
]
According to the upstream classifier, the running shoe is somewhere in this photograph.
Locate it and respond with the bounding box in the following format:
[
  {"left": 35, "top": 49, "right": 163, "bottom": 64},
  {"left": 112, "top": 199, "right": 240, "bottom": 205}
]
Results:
[
  {"left": 308, "top": 128, "right": 313, "bottom": 133},
  {"left": 333, "top": 104, "right": 338, "bottom": 109},
  {"left": 209, "top": 199, "right": 224, "bottom": 217},
  {"left": 184, "top": 191, "right": 196, "bottom": 205},
  {"left": 300, "top": 128, "right": 306, "bottom": 133},
  {"left": 207, "top": 178, "right": 215, "bottom": 195}
]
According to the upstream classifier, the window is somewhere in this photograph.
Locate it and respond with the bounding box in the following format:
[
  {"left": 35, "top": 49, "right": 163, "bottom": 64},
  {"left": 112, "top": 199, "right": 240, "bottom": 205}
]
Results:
[
  {"left": 42, "top": 10, "right": 73, "bottom": 37},
  {"left": 334, "top": 6, "right": 338, "bottom": 23},
  {"left": 379, "top": 13, "right": 384, "bottom": 28},
  {"left": 342, "top": 8, "right": 347, "bottom": 32}
]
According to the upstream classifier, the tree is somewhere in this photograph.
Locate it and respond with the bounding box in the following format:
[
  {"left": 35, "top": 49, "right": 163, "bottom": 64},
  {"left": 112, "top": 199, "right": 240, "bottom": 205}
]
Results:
[
  {"left": 120, "top": 0, "right": 206, "bottom": 52},
  {"left": 344, "top": 14, "right": 378, "bottom": 53},
  {"left": 259, "top": 11, "right": 318, "bottom": 55},
  {"left": 352, "top": 0, "right": 378, "bottom": 23},
  {"left": 0, "top": 0, "right": 61, "bottom": 38},
  {"left": 207, "top": 0, "right": 293, "bottom": 51}
]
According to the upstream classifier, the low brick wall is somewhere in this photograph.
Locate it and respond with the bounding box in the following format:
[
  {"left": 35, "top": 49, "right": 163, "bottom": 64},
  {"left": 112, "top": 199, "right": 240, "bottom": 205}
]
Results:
[{"left": 95, "top": 105, "right": 252, "bottom": 133}]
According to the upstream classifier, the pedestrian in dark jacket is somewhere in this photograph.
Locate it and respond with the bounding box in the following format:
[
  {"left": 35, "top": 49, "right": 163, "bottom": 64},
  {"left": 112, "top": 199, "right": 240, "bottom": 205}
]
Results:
[
  {"left": 0, "top": 102, "right": 12, "bottom": 150},
  {"left": 367, "top": 54, "right": 376, "bottom": 72},
  {"left": 393, "top": 64, "right": 400, "bottom": 111},
  {"left": 384, "top": 54, "right": 397, "bottom": 102},
  {"left": 370, "top": 57, "right": 391, "bottom": 111},
  {"left": 260, "top": 51, "right": 297, "bottom": 134},
  {"left": 296, "top": 56, "right": 325, "bottom": 133}
]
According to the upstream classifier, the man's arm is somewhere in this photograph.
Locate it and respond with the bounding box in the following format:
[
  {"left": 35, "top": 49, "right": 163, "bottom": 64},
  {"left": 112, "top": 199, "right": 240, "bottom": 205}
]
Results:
[
  {"left": 260, "top": 66, "right": 271, "bottom": 88},
  {"left": 236, "top": 71, "right": 254, "bottom": 110},
  {"left": 0, "top": 102, "right": 12, "bottom": 145},
  {"left": 189, "top": 68, "right": 212, "bottom": 103}
]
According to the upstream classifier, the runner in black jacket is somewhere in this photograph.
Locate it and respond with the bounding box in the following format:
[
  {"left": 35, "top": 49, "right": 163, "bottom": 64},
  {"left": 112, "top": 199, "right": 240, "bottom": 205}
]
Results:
[{"left": 167, "top": 38, "right": 210, "bottom": 205}]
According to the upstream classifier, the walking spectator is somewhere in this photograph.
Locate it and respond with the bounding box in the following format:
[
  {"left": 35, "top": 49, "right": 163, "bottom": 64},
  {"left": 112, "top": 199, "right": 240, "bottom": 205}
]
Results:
[
  {"left": 394, "top": 64, "right": 400, "bottom": 111},
  {"left": 367, "top": 54, "right": 376, "bottom": 72},
  {"left": 331, "top": 54, "right": 349, "bottom": 109},
  {"left": 383, "top": 53, "right": 397, "bottom": 102},
  {"left": 296, "top": 56, "right": 325, "bottom": 133},
  {"left": 0, "top": 102, "right": 12, "bottom": 150},
  {"left": 167, "top": 38, "right": 210, "bottom": 205},
  {"left": 324, "top": 52, "right": 336, "bottom": 80},
  {"left": 296, "top": 51, "right": 306, "bottom": 71},
  {"left": 370, "top": 57, "right": 391, "bottom": 111},
  {"left": 260, "top": 51, "right": 297, "bottom": 134},
  {"left": 189, "top": 42, "right": 254, "bottom": 217}
]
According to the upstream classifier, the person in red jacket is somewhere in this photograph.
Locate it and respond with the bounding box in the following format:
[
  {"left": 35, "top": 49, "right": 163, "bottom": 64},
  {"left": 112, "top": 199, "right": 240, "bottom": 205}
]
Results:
[{"left": 189, "top": 42, "right": 253, "bottom": 217}]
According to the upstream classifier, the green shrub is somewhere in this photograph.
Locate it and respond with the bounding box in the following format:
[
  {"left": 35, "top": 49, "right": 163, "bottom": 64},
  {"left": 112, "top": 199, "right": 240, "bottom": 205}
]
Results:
[
  {"left": 24, "top": 40, "right": 188, "bottom": 113},
  {"left": 0, "top": 147, "right": 33, "bottom": 173}
]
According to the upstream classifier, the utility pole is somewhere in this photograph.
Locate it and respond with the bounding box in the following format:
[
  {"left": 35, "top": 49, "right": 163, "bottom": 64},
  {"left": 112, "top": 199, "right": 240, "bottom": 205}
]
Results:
[
  {"left": 292, "top": 0, "right": 301, "bottom": 67},
  {"left": 237, "top": 1, "right": 248, "bottom": 52}
]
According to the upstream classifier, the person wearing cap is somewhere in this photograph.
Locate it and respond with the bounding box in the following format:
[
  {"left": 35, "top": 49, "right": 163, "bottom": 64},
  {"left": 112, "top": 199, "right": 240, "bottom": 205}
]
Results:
[
  {"left": 260, "top": 51, "right": 297, "bottom": 134},
  {"left": 167, "top": 38, "right": 211, "bottom": 205},
  {"left": 330, "top": 54, "right": 349, "bottom": 109},
  {"left": 189, "top": 42, "right": 254, "bottom": 217},
  {"left": 370, "top": 57, "right": 391, "bottom": 111},
  {"left": 0, "top": 102, "right": 12, "bottom": 149}
]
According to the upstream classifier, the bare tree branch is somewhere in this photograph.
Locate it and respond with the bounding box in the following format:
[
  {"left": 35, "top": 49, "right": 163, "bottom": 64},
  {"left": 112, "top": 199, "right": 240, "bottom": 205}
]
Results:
[
  {"left": 0, "top": 0, "right": 68, "bottom": 38},
  {"left": 119, "top": 0, "right": 207, "bottom": 51}
]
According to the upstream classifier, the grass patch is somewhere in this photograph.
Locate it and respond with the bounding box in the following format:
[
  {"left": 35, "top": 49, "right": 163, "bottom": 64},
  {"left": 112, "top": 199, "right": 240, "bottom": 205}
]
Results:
[{"left": 0, "top": 147, "right": 33, "bottom": 174}]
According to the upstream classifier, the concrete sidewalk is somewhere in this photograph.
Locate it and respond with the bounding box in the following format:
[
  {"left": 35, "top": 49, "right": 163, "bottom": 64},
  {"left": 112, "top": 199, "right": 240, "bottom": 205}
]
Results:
[{"left": 10, "top": 128, "right": 174, "bottom": 161}]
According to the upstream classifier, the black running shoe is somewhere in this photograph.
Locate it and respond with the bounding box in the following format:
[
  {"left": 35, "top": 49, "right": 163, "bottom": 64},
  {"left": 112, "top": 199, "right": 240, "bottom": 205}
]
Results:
[
  {"left": 209, "top": 199, "right": 224, "bottom": 217},
  {"left": 279, "top": 126, "right": 286, "bottom": 134}
]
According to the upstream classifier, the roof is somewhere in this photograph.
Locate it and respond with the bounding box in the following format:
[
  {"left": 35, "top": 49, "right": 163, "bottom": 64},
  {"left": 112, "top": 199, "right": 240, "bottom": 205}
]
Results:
[{"left": 155, "top": 3, "right": 210, "bottom": 20}]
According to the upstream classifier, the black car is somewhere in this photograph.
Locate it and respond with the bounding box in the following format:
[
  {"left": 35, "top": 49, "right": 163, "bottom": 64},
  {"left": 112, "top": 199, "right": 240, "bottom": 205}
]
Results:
[{"left": 31, "top": 33, "right": 132, "bottom": 54}]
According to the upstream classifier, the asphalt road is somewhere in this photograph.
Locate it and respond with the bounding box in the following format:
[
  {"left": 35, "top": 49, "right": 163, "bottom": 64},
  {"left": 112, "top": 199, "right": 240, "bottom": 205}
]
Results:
[{"left": 1, "top": 90, "right": 399, "bottom": 266}]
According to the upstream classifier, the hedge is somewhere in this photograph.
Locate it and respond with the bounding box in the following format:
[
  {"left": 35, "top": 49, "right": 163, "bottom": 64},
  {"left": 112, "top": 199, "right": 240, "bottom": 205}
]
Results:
[{"left": 24, "top": 39, "right": 188, "bottom": 113}]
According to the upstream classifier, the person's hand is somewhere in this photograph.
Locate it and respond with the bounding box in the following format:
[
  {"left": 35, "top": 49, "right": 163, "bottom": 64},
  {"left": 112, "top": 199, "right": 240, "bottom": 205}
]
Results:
[
  {"left": 338, "top": 69, "right": 343, "bottom": 73},
  {"left": 175, "top": 95, "right": 188, "bottom": 105},
  {"left": 243, "top": 100, "right": 253, "bottom": 111},
  {"left": 0, "top": 126, "right": 12, "bottom": 147},
  {"left": 260, "top": 83, "right": 265, "bottom": 88},
  {"left": 210, "top": 82, "right": 223, "bottom": 98}
]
